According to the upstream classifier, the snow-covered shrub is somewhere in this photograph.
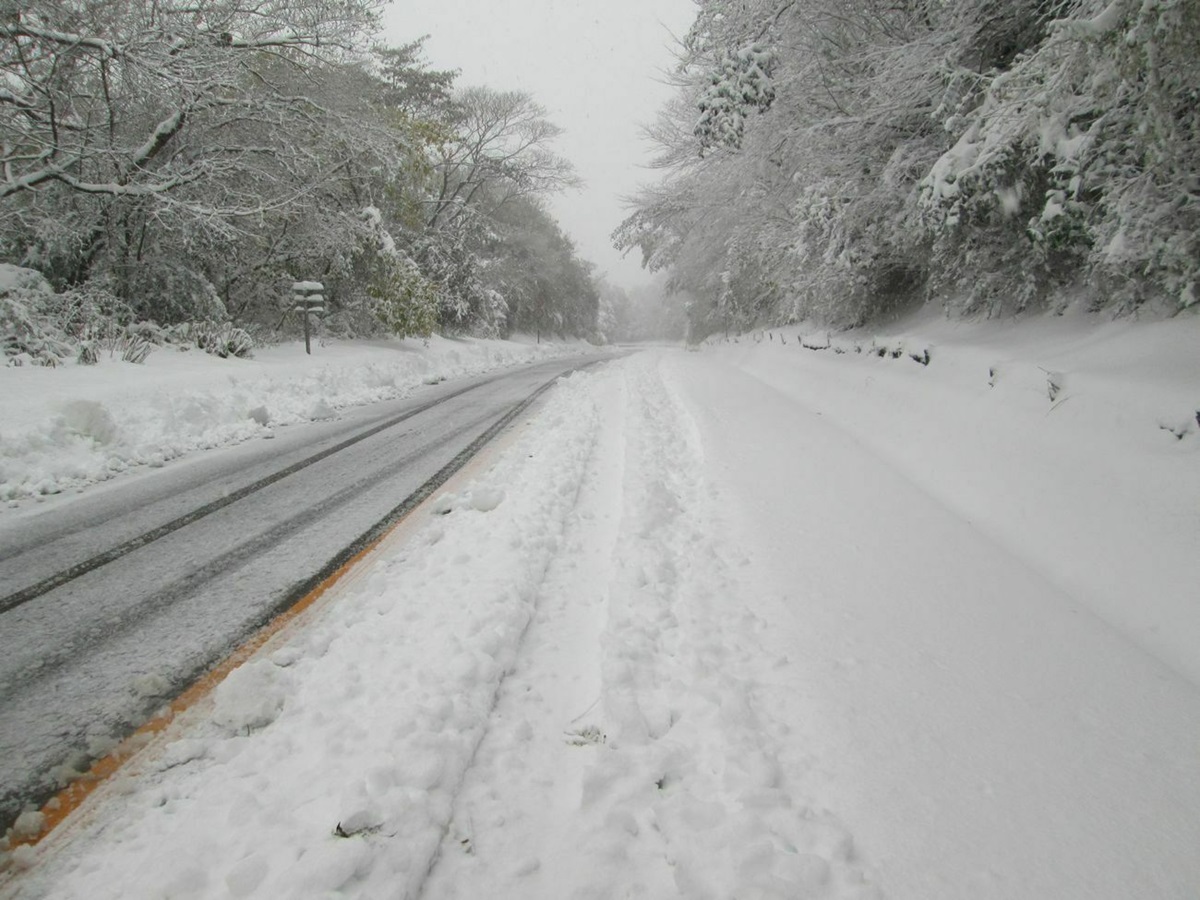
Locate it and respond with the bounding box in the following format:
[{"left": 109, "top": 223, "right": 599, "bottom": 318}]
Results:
[
  {"left": 200, "top": 324, "right": 254, "bottom": 359},
  {"left": 117, "top": 334, "right": 154, "bottom": 364},
  {"left": 0, "top": 267, "right": 173, "bottom": 365},
  {"left": 76, "top": 340, "right": 99, "bottom": 366},
  {"left": 475, "top": 289, "right": 509, "bottom": 340},
  {"left": 52, "top": 283, "right": 157, "bottom": 363},
  {"left": 168, "top": 322, "right": 255, "bottom": 359},
  {"left": 341, "top": 206, "right": 440, "bottom": 340},
  {"left": 921, "top": 0, "right": 1200, "bottom": 314},
  {"left": 370, "top": 256, "right": 439, "bottom": 340},
  {"left": 695, "top": 43, "right": 777, "bottom": 152},
  {"left": 0, "top": 265, "right": 71, "bottom": 365},
  {"left": 47, "top": 282, "right": 133, "bottom": 340},
  {"left": 125, "top": 320, "right": 169, "bottom": 345}
]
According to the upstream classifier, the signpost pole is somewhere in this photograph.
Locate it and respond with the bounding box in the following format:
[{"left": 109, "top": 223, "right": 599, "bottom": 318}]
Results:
[{"left": 291, "top": 281, "right": 325, "bottom": 356}]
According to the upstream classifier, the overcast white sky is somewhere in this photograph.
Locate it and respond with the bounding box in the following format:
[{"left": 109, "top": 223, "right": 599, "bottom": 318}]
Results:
[{"left": 381, "top": 0, "right": 696, "bottom": 290}]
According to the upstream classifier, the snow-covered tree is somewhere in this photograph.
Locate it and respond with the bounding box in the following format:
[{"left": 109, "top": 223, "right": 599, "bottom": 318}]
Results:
[
  {"left": 413, "top": 86, "right": 586, "bottom": 334},
  {"left": 694, "top": 43, "right": 777, "bottom": 152},
  {"left": 1, "top": 4, "right": 601, "bottom": 342},
  {"left": 0, "top": 0, "right": 380, "bottom": 256},
  {"left": 618, "top": 0, "right": 1199, "bottom": 332},
  {"left": 921, "top": 0, "right": 1200, "bottom": 313}
]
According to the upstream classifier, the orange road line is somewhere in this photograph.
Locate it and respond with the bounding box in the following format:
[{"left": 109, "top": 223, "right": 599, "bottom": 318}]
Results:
[{"left": 7, "top": 531, "right": 389, "bottom": 851}]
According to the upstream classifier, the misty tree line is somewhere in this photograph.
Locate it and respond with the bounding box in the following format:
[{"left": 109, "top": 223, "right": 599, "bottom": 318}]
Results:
[
  {"left": 1, "top": 0, "right": 601, "bottom": 347},
  {"left": 615, "top": 0, "right": 1199, "bottom": 337}
]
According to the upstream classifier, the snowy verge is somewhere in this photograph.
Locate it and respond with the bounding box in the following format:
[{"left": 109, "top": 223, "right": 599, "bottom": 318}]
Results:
[
  {"left": 707, "top": 308, "right": 1200, "bottom": 685},
  {"left": 0, "top": 335, "right": 587, "bottom": 504}
]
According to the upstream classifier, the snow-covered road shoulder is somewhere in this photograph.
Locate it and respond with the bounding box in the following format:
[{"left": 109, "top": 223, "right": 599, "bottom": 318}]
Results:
[
  {"left": 708, "top": 310, "right": 1200, "bottom": 685},
  {"left": 0, "top": 335, "right": 586, "bottom": 504}
]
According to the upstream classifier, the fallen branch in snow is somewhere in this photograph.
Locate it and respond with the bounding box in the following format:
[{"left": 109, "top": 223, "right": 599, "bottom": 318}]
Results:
[
  {"left": 1043, "top": 369, "right": 1067, "bottom": 403},
  {"left": 1158, "top": 418, "right": 1194, "bottom": 441}
]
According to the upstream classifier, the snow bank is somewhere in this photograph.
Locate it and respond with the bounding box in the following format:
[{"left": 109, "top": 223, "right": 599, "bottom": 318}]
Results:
[
  {"left": 667, "top": 329, "right": 1200, "bottom": 899},
  {"left": 0, "top": 335, "right": 584, "bottom": 504}
]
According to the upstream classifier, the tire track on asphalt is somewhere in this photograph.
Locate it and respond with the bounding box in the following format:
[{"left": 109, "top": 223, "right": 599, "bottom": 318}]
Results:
[
  {"left": 0, "top": 416, "right": 484, "bottom": 704},
  {"left": 0, "top": 378, "right": 493, "bottom": 616}
]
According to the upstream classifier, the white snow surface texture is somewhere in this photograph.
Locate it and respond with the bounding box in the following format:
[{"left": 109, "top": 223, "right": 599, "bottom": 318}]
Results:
[
  {"left": 3, "top": 311, "right": 1200, "bottom": 900},
  {"left": 0, "top": 335, "right": 582, "bottom": 503}
]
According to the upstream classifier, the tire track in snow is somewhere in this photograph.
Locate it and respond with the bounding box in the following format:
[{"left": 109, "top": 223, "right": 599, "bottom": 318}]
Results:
[
  {"left": 401, "top": 372, "right": 615, "bottom": 900},
  {"left": 581, "top": 353, "right": 878, "bottom": 899},
  {"left": 419, "top": 353, "right": 879, "bottom": 899},
  {"left": 417, "top": 365, "right": 639, "bottom": 899}
]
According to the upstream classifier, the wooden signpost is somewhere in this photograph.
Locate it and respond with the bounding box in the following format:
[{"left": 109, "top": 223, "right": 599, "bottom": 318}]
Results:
[{"left": 291, "top": 281, "right": 325, "bottom": 355}]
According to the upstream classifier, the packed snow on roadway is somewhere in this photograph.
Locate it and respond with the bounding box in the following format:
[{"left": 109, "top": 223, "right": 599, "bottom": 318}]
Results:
[{"left": 2, "top": 308, "right": 1199, "bottom": 900}]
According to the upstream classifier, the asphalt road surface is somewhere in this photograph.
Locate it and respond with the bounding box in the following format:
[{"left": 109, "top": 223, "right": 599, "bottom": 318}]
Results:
[{"left": 0, "top": 353, "right": 606, "bottom": 830}]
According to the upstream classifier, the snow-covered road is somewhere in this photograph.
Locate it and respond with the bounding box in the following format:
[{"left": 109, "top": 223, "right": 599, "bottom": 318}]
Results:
[
  {"left": 0, "top": 354, "right": 603, "bottom": 832},
  {"left": 4, "top": 323, "right": 1199, "bottom": 899}
]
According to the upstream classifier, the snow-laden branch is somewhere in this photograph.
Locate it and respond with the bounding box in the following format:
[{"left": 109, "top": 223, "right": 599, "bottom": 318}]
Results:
[
  {"left": 51, "top": 171, "right": 196, "bottom": 195},
  {"left": 1055, "top": 0, "right": 1127, "bottom": 39},
  {"left": 0, "top": 88, "right": 37, "bottom": 112},
  {"left": 0, "top": 156, "right": 78, "bottom": 197},
  {"left": 126, "top": 110, "right": 188, "bottom": 173},
  {"left": 0, "top": 22, "right": 119, "bottom": 58}
]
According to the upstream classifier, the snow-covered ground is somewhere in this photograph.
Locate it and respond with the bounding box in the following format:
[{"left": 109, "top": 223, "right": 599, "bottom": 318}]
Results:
[
  {"left": 2, "top": 310, "right": 1199, "bottom": 899},
  {"left": 0, "top": 335, "right": 585, "bottom": 504}
]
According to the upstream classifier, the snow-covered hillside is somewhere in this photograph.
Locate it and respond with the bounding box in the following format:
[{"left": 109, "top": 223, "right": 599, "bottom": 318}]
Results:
[{"left": 2, "top": 312, "right": 1198, "bottom": 899}]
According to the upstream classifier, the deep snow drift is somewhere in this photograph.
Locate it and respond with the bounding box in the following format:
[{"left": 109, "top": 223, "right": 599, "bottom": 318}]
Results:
[{"left": 1, "top": 311, "right": 1198, "bottom": 900}]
